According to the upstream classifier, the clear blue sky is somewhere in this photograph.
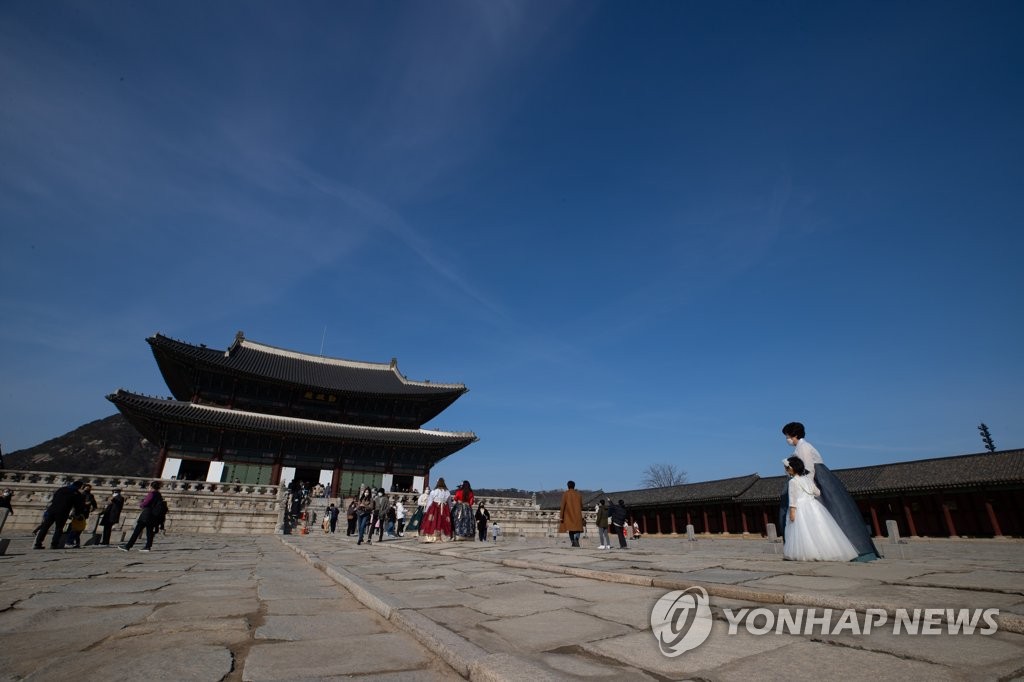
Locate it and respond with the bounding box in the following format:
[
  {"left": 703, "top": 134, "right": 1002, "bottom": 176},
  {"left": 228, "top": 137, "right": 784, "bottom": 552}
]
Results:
[{"left": 2, "top": 2, "right": 1021, "bottom": 491}]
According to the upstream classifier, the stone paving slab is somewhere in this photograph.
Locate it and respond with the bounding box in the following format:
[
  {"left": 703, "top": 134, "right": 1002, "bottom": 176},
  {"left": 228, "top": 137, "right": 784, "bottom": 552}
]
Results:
[
  {"left": 0, "top": 535, "right": 463, "bottom": 681},
  {"left": 281, "top": 533, "right": 1024, "bottom": 680}
]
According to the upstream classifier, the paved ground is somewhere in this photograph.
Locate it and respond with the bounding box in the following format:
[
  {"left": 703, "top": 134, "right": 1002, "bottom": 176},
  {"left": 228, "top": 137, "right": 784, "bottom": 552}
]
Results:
[{"left": 1, "top": 531, "right": 1022, "bottom": 680}]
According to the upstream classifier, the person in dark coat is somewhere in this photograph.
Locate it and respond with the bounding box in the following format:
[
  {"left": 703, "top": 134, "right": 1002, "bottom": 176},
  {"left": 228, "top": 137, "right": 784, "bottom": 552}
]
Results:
[
  {"left": 118, "top": 481, "right": 165, "bottom": 552},
  {"left": 326, "top": 503, "right": 340, "bottom": 533},
  {"left": 34, "top": 480, "right": 87, "bottom": 549},
  {"left": 607, "top": 498, "right": 629, "bottom": 549},
  {"left": 99, "top": 489, "right": 125, "bottom": 545}
]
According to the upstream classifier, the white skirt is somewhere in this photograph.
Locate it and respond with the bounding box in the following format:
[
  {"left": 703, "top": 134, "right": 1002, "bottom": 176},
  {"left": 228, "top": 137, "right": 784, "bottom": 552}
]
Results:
[{"left": 784, "top": 498, "right": 858, "bottom": 562}]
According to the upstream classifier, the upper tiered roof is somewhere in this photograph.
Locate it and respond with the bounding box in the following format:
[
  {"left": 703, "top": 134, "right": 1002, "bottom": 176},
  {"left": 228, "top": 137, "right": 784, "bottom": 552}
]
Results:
[{"left": 150, "top": 331, "right": 468, "bottom": 397}]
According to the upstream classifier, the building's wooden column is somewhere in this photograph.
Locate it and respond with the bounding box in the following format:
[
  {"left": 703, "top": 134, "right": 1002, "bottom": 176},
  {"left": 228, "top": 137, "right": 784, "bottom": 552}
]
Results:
[
  {"left": 670, "top": 511, "right": 678, "bottom": 534},
  {"left": 155, "top": 445, "right": 169, "bottom": 478},
  {"left": 642, "top": 515, "right": 649, "bottom": 534},
  {"left": 941, "top": 500, "right": 958, "bottom": 537},
  {"left": 655, "top": 513, "right": 662, "bottom": 534},
  {"left": 868, "top": 503, "right": 882, "bottom": 537},
  {"left": 984, "top": 501, "right": 1004, "bottom": 536},
  {"left": 331, "top": 467, "right": 342, "bottom": 499},
  {"left": 741, "top": 510, "right": 749, "bottom": 534},
  {"left": 702, "top": 508, "right": 709, "bottom": 533},
  {"left": 900, "top": 497, "right": 918, "bottom": 536},
  {"left": 720, "top": 508, "right": 729, "bottom": 534}
]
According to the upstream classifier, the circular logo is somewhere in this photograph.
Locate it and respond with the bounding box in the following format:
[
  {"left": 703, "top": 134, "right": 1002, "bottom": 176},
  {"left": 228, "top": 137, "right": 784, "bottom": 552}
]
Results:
[{"left": 650, "top": 587, "right": 713, "bottom": 657}]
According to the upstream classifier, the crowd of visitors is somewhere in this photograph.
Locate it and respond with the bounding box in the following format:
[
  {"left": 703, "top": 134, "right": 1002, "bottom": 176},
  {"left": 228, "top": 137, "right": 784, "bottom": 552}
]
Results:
[{"left": 26, "top": 479, "right": 168, "bottom": 552}]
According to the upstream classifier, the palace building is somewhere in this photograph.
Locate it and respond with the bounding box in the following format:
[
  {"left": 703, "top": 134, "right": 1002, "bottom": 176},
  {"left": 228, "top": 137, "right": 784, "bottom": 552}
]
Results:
[{"left": 108, "top": 332, "right": 477, "bottom": 495}]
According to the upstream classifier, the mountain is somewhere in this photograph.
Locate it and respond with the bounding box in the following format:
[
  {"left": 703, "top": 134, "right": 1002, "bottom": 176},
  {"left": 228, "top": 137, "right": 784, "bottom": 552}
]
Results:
[{"left": 3, "top": 414, "right": 159, "bottom": 476}]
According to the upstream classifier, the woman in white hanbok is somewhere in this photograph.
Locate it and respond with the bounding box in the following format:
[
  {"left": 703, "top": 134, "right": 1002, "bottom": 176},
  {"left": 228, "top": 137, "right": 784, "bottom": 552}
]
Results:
[{"left": 782, "top": 456, "right": 858, "bottom": 562}]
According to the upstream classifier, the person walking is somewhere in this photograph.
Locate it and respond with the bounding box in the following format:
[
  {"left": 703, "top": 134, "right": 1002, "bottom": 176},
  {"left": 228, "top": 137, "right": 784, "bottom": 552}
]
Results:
[
  {"left": 326, "top": 503, "right": 340, "bottom": 533},
  {"left": 98, "top": 489, "right": 125, "bottom": 546},
  {"left": 475, "top": 501, "right": 490, "bottom": 542},
  {"left": 608, "top": 499, "right": 629, "bottom": 549},
  {"left": 558, "top": 480, "right": 584, "bottom": 547},
  {"left": 451, "top": 481, "right": 475, "bottom": 540},
  {"left": 780, "top": 422, "right": 880, "bottom": 561},
  {"left": 419, "top": 479, "right": 452, "bottom": 543},
  {"left": 782, "top": 456, "right": 858, "bottom": 561},
  {"left": 395, "top": 498, "right": 407, "bottom": 536},
  {"left": 0, "top": 488, "right": 14, "bottom": 518},
  {"left": 34, "top": 480, "right": 87, "bottom": 550},
  {"left": 595, "top": 499, "right": 611, "bottom": 549},
  {"left": 372, "top": 488, "right": 390, "bottom": 542},
  {"left": 118, "top": 481, "right": 166, "bottom": 553},
  {"left": 346, "top": 499, "right": 358, "bottom": 536},
  {"left": 355, "top": 487, "right": 375, "bottom": 545}
]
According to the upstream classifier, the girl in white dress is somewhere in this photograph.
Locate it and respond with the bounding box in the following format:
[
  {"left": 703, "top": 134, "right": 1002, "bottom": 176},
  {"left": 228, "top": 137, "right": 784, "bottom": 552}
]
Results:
[{"left": 783, "top": 456, "right": 858, "bottom": 562}]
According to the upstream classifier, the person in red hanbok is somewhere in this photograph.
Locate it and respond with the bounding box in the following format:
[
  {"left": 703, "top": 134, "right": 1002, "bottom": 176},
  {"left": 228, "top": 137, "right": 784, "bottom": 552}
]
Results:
[{"left": 419, "top": 478, "right": 452, "bottom": 543}]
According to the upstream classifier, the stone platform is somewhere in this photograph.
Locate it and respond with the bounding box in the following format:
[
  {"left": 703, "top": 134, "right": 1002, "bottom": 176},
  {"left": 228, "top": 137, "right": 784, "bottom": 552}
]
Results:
[{"left": 1, "top": 531, "right": 1022, "bottom": 680}]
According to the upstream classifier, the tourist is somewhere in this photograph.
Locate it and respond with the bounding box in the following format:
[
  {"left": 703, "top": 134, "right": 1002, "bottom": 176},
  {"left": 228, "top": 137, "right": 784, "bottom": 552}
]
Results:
[
  {"left": 372, "top": 488, "right": 391, "bottom": 542},
  {"left": 98, "top": 489, "right": 125, "bottom": 546},
  {"left": 419, "top": 478, "right": 452, "bottom": 543},
  {"left": 608, "top": 499, "right": 628, "bottom": 549},
  {"left": 0, "top": 489, "right": 13, "bottom": 518},
  {"left": 595, "top": 499, "right": 610, "bottom": 549},
  {"left": 394, "top": 497, "right": 407, "bottom": 536},
  {"left": 63, "top": 509, "right": 88, "bottom": 548},
  {"left": 451, "top": 481, "right": 475, "bottom": 540},
  {"left": 345, "top": 498, "right": 358, "bottom": 536},
  {"left": 782, "top": 456, "right": 858, "bottom": 561},
  {"left": 118, "top": 481, "right": 166, "bottom": 553},
  {"left": 405, "top": 488, "right": 428, "bottom": 535},
  {"left": 385, "top": 499, "right": 398, "bottom": 537},
  {"left": 558, "top": 480, "right": 584, "bottom": 547},
  {"left": 475, "top": 501, "right": 490, "bottom": 541},
  {"left": 326, "top": 503, "right": 339, "bottom": 533},
  {"left": 632, "top": 521, "right": 642, "bottom": 540},
  {"left": 34, "top": 480, "right": 87, "bottom": 550},
  {"left": 491, "top": 521, "right": 501, "bottom": 542},
  {"left": 355, "top": 487, "right": 374, "bottom": 545},
  {"left": 780, "top": 422, "right": 880, "bottom": 561}
]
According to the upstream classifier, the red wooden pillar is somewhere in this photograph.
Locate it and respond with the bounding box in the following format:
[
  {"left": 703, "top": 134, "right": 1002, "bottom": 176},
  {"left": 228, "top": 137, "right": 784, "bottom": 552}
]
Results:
[
  {"left": 655, "top": 512, "right": 662, "bottom": 534},
  {"left": 762, "top": 509, "right": 769, "bottom": 530},
  {"left": 721, "top": 508, "right": 729, "bottom": 534},
  {"left": 702, "top": 509, "right": 709, "bottom": 533},
  {"left": 941, "top": 500, "right": 958, "bottom": 537},
  {"left": 155, "top": 445, "right": 168, "bottom": 478},
  {"left": 741, "top": 510, "right": 749, "bottom": 534},
  {"left": 641, "top": 515, "right": 649, "bottom": 534},
  {"left": 686, "top": 510, "right": 692, "bottom": 526},
  {"left": 670, "top": 511, "right": 678, "bottom": 534},
  {"left": 900, "top": 498, "right": 918, "bottom": 536},
  {"left": 984, "top": 501, "right": 1004, "bottom": 536},
  {"left": 330, "top": 467, "right": 341, "bottom": 498},
  {"left": 868, "top": 504, "right": 882, "bottom": 537}
]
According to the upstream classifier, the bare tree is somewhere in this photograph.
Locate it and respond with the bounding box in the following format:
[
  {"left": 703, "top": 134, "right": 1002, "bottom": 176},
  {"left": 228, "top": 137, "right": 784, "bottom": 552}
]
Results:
[{"left": 641, "top": 463, "right": 688, "bottom": 488}]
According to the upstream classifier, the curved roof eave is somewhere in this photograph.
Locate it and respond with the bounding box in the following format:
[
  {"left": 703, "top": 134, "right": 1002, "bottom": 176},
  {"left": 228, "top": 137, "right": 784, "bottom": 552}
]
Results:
[
  {"left": 107, "top": 389, "right": 477, "bottom": 445},
  {"left": 149, "top": 332, "right": 468, "bottom": 397}
]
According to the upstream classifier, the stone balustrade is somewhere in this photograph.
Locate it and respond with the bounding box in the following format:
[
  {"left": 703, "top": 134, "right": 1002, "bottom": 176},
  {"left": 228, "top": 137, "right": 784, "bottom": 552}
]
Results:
[
  {"left": 0, "top": 469, "right": 284, "bottom": 538},
  {"left": 0, "top": 470, "right": 598, "bottom": 541}
]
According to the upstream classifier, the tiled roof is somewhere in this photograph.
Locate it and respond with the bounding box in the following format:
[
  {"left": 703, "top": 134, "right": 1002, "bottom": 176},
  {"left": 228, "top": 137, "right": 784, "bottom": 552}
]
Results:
[
  {"left": 616, "top": 450, "right": 1024, "bottom": 507},
  {"left": 149, "top": 332, "right": 468, "bottom": 397},
  {"left": 831, "top": 449, "right": 1024, "bottom": 495},
  {"left": 606, "top": 474, "right": 761, "bottom": 507},
  {"left": 107, "top": 390, "right": 477, "bottom": 448}
]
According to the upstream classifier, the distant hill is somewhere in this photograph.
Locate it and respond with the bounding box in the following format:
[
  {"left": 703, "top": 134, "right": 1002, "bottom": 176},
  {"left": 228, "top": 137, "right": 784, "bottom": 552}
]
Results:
[{"left": 3, "top": 414, "right": 159, "bottom": 476}]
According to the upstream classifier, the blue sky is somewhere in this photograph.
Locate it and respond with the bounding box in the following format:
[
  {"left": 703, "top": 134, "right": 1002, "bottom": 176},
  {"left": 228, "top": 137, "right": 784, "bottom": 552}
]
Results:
[{"left": 1, "top": 2, "right": 1021, "bottom": 491}]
